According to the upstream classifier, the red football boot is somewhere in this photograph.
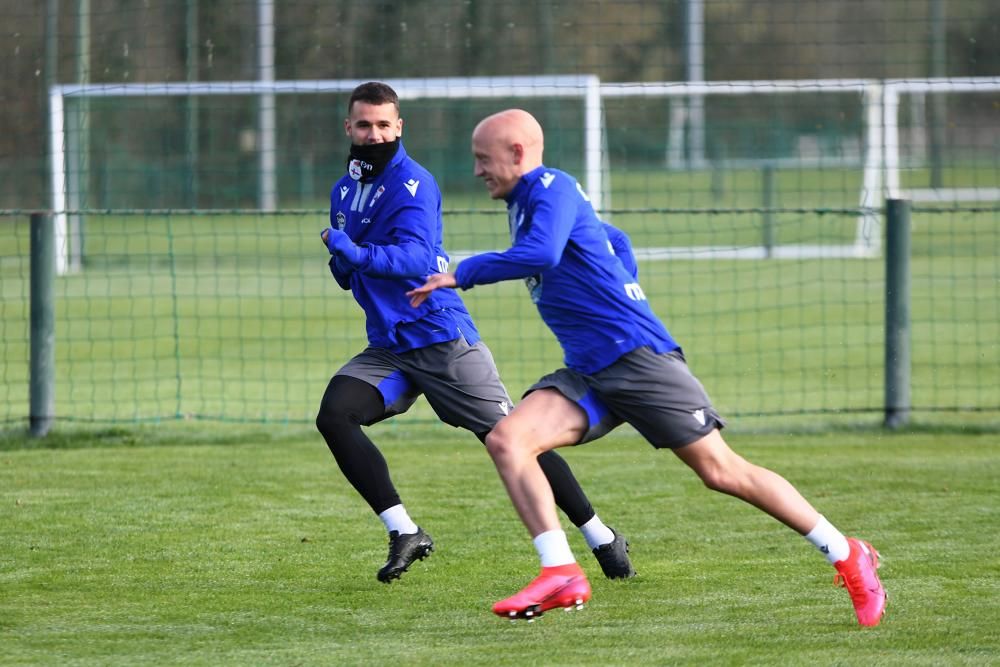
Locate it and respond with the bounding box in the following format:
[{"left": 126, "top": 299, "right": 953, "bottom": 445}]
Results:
[
  {"left": 833, "top": 537, "right": 887, "bottom": 627},
  {"left": 492, "top": 563, "right": 592, "bottom": 620}
]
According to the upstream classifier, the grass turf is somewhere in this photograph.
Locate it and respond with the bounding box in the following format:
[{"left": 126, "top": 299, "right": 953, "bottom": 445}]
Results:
[{"left": 1, "top": 425, "right": 997, "bottom": 665}]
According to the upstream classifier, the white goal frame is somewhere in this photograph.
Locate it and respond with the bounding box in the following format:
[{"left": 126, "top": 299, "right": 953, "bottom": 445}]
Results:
[
  {"left": 48, "top": 76, "right": 1000, "bottom": 273},
  {"left": 882, "top": 77, "right": 1000, "bottom": 203},
  {"left": 48, "top": 75, "right": 604, "bottom": 275},
  {"left": 601, "top": 79, "right": 884, "bottom": 259}
]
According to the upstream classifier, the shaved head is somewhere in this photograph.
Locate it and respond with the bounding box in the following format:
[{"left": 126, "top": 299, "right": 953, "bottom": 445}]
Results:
[
  {"left": 473, "top": 109, "right": 544, "bottom": 163},
  {"left": 471, "top": 109, "right": 546, "bottom": 199}
]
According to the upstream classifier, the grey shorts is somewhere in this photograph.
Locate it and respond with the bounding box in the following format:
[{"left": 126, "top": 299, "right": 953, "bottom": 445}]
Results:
[
  {"left": 526, "top": 346, "right": 725, "bottom": 449},
  {"left": 336, "top": 337, "right": 513, "bottom": 434}
]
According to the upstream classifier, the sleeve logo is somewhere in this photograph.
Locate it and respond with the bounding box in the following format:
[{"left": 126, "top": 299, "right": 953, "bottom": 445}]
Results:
[
  {"left": 404, "top": 179, "right": 420, "bottom": 197},
  {"left": 624, "top": 282, "right": 647, "bottom": 301}
]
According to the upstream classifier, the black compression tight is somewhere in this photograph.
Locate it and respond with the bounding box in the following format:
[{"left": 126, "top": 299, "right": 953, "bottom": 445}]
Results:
[
  {"left": 316, "top": 375, "right": 401, "bottom": 515},
  {"left": 317, "top": 374, "right": 597, "bottom": 527}
]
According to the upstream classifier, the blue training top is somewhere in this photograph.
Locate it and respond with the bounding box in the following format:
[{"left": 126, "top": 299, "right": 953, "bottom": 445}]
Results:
[
  {"left": 328, "top": 141, "right": 479, "bottom": 353},
  {"left": 454, "top": 165, "right": 678, "bottom": 374}
]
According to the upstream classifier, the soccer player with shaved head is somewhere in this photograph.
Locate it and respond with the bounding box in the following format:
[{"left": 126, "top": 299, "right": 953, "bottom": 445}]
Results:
[
  {"left": 316, "top": 84, "right": 635, "bottom": 585},
  {"left": 409, "top": 108, "right": 886, "bottom": 625}
]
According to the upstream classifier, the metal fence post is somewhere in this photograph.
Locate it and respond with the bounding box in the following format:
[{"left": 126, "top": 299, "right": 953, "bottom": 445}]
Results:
[
  {"left": 762, "top": 163, "right": 776, "bottom": 258},
  {"left": 30, "top": 212, "right": 56, "bottom": 436},
  {"left": 884, "top": 198, "right": 911, "bottom": 429}
]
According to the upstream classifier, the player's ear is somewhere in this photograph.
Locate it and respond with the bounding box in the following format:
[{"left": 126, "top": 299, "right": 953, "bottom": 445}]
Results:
[
  {"left": 397, "top": 117, "right": 404, "bottom": 138},
  {"left": 343, "top": 118, "right": 352, "bottom": 137},
  {"left": 511, "top": 142, "right": 525, "bottom": 165}
]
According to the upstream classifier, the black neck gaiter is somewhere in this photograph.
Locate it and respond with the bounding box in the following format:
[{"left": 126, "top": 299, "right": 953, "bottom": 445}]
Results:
[{"left": 346, "top": 139, "right": 400, "bottom": 182}]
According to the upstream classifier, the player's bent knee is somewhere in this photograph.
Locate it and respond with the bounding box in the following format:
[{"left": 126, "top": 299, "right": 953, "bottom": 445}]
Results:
[
  {"left": 315, "top": 400, "right": 363, "bottom": 444},
  {"left": 698, "top": 467, "right": 733, "bottom": 494},
  {"left": 315, "top": 408, "right": 339, "bottom": 437},
  {"left": 483, "top": 427, "right": 510, "bottom": 459},
  {"left": 697, "top": 458, "right": 758, "bottom": 496},
  {"left": 483, "top": 424, "right": 532, "bottom": 461}
]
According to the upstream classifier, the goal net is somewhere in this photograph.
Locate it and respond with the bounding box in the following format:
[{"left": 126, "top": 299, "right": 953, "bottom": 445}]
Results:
[
  {"left": 49, "top": 75, "right": 1000, "bottom": 274},
  {"left": 599, "top": 79, "right": 883, "bottom": 260}
]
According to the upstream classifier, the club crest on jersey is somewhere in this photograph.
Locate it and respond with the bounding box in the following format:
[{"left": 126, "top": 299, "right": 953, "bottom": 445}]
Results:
[{"left": 335, "top": 211, "right": 346, "bottom": 230}]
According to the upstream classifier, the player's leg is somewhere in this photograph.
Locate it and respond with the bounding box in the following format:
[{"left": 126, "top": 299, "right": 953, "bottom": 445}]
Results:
[
  {"left": 315, "top": 352, "right": 432, "bottom": 583},
  {"left": 602, "top": 347, "right": 885, "bottom": 626},
  {"left": 485, "top": 387, "right": 595, "bottom": 618},
  {"left": 533, "top": 449, "right": 634, "bottom": 579},
  {"left": 485, "top": 388, "right": 587, "bottom": 533},
  {"left": 403, "top": 339, "right": 634, "bottom": 578},
  {"left": 316, "top": 374, "right": 403, "bottom": 515},
  {"left": 673, "top": 428, "right": 820, "bottom": 532},
  {"left": 672, "top": 429, "right": 886, "bottom": 626}
]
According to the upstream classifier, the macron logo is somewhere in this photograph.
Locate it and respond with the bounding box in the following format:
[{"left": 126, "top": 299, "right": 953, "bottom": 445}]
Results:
[
  {"left": 540, "top": 172, "right": 555, "bottom": 189},
  {"left": 404, "top": 179, "right": 420, "bottom": 197},
  {"left": 692, "top": 409, "right": 706, "bottom": 426},
  {"left": 339, "top": 186, "right": 350, "bottom": 200},
  {"left": 499, "top": 401, "right": 510, "bottom": 416}
]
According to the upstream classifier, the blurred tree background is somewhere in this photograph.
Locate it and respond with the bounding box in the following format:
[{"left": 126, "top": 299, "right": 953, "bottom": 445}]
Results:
[{"left": 2, "top": 0, "right": 998, "bottom": 208}]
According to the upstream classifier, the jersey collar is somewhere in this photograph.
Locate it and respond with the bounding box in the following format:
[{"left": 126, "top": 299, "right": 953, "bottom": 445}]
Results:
[
  {"left": 389, "top": 140, "right": 408, "bottom": 169},
  {"left": 505, "top": 165, "right": 548, "bottom": 205}
]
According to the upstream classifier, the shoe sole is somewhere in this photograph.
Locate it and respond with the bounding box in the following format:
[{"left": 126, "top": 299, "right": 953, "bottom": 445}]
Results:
[
  {"left": 377, "top": 543, "right": 434, "bottom": 583},
  {"left": 603, "top": 567, "right": 636, "bottom": 580},
  {"left": 498, "top": 578, "right": 590, "bottom": 622}
]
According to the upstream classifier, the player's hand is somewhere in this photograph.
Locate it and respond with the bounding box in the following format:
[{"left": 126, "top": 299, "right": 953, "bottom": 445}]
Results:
[
  {"left": 331, "top": 253, "right": 356, "bottom": 276},
  {"left": 407, "top": 272, "right": 457, "bottom": 307},
  {"left": 322, "top": 227, "right": 363, "bottom": 266}
]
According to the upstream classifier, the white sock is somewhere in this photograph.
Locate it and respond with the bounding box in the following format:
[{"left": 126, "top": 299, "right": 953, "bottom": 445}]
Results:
[
  {"left": 533, "top": 529, "right": 576, "bottom": 567},
  {"left": 804, "top": 515, "right": 851, "bottom": 564},
  {"left": 579, "top": 515, "right": 615, "bottom": 550},
  {"left": 378, "top": 504, "right": 419, "bottom": 535}
]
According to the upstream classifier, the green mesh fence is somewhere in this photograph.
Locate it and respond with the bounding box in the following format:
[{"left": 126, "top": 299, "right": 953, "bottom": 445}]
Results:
[
  {"left": 2, "top": 0, "right": 999, "bottom": 431},
  {"left": 2, "top": 201, "right": 998, "bottom": 430}
]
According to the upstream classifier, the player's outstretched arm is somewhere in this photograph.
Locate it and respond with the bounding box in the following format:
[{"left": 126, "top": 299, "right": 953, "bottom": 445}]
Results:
[{"left": 406, "top": 272, "right": 457, "bottom": 308}]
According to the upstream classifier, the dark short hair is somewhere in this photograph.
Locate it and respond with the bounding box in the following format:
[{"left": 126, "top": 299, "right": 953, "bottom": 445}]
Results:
[{"left": 347, "top": 82, "right": 400, "bottom": 115}]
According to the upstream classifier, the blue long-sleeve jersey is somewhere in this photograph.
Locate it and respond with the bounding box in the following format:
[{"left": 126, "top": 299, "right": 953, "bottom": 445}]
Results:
[
  {"left": 454, "top": 166, "right": 678, "bottom": 374},
  {"left": 328, "top": 142, "right": 479, "bottom": 352}
]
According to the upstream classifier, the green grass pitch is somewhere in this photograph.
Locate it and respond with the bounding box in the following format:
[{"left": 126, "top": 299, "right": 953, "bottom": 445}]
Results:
[
  {"left": 0, "top": 165, "right": 996, "bottom": 662},
  {"left": 1, "top": 425, "right": 998, "bottom": 665}
]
